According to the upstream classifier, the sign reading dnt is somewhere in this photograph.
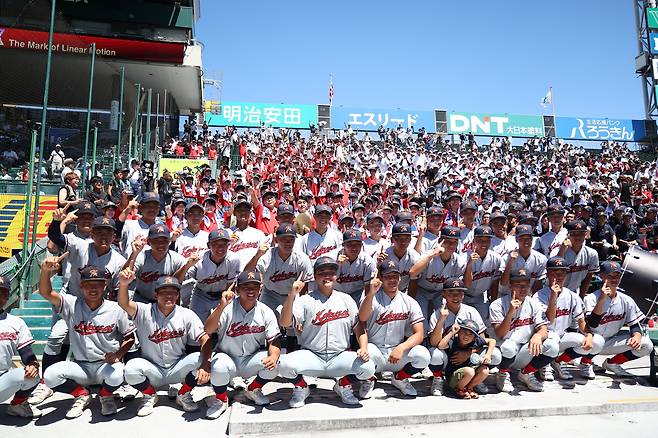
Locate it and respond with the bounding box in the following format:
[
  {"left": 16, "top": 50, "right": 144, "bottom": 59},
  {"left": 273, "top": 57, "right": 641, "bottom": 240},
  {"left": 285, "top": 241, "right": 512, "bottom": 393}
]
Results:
[
  {"left": 447, "top": 112, "right": 544, "bottom": 137},
  {"left": 0, "top": 27, "right": 185, "bottom": 64},
  {"left": 555, "top": 117, "right": 646, "bottom": 142},
  {"left": 331, "top": 107, "right": 435, "bottom": 131},
  {"left": 205, "top": 101, "right": 318, "bottom": 129}
]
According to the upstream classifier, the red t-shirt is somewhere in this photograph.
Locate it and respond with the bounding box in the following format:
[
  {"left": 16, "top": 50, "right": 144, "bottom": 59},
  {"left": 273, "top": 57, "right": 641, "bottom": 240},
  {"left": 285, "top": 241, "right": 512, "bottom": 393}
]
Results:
[{"left": 254, "top": 204, "right": 278, "bottom": 236}]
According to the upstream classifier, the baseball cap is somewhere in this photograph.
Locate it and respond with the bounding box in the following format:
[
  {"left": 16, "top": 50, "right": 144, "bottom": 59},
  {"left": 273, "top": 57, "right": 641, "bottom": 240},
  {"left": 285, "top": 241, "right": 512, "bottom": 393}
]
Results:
[
  {"left": 426, "top": 206, "right": 444, "bottom": 218},
  {"left": 208, "top": 228, "right": 231, "bottom": 243},
  {"left": 352, "top": 203, "right": 366, "bottom": 212},
  {"left": 518, "top": 211, "right": 538, "bottom": 224},
  {"left": 366, "top": 213, "right": 384, "bottom": 224},
  {"left": 76, "top": 201, "right": 96, "bottom": 216},
  {"left": 185, "top": 202, "right": 204, "bottom": 213},
  {"left": 395, "top": 211, "right": 412, "bottom": 222},
  {"left": 262, "top": 189, "right": 278, "bottom": 199},
  {"left": 342, "top": 229, "right": 362, "bottom": 243},
  {"left": 460, "top": 201, "right": 477, "bottom": 212},
  {"left": 565, "top": 219, "right": 588, "bottom": 233},
  {"left": 92, "top": 216, "right": 116, "bottom": 231},
  {"left": 510, "top": 269, "right": 531, "bottom": 282},
  {"left": 440, "top": 226, "right": 460, "bottom": 240},
  {"left": 277, "top": 204, "right": 295, "bottom": 217},
  {"left": 233, "top": 198, "right": 252, "bottom": 209},
  {"left": 515, "top": 224, "right": 534, "bottom": 237},
  {"left": 546, "top": 204, "right": 565, "bottom": 216},
  {"left": 600, "top": 260, "right": 623, "bottom": 275},
  {"left": 101, "top": 201, "right": 117, "bottom": 210},
  {"left": 140, "top": 192, "right": 160, "bottom": 205},
  {"left": 379, "top": 259, "right": 400, "bottom": 275},
  {"left": 546, "top": 256, "right": 569, "bottom": 270},
  {"left": 314, "top": 256, "right": 339, "bottom": 272},
  {"left": 154, "top": 276, "right": 181, "bottom": 291},
  {"left": 148, "top": 224, "right": 171, "bottom": 240},
  {"left": 276, "top": 224, "right": 297, "bottom": 237},
  {"left": 445, "top": 191, "right": 462, "bottom": 201},
  {"left": 458, "top": 319, "right": 480, "bottom": 336},
  {"left": 622, "top": 208, "right": 634, "bottom": 217},
  {"left": 489, "top": 211, "right": 507, "bottom": 223},
  {"left": 0, "top": 275, "right": 10, "bottom": 292},
  {"left": 314, "top": 205, "right": 332, "bottom": 216},
  {"left": 443, "top": 278, "right": 467, "bottom": 291},
  {"left": 203, "top": 197, "right": 217, "bottom": 206},
  {"left": 473, "top": 225, "right": 494, "bottom": 238},
  {"left": 338, "top": 213, "right": 354, "bottom": 223},
  {"left": 391, "top": 222, "right": 412, "bottom": 236},
  {"left": 79, "top": 266, "right": 108, "bottom": 283},
  {"left": 237, "top": 269, "right": 263, "bottom": 285}
]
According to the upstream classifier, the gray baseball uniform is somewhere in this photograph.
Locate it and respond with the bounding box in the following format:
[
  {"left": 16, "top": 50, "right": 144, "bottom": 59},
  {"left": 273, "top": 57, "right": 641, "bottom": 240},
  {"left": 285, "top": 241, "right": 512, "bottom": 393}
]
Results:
[
  {"left": 121, "top": 218, "right": 164, "bottom": 258},
  {"left": 384, "top": 246, "right": 421, "bottom": 292},
  {"left": 294, "top": 228, "right": 343, "bottom": 261},
  {"left": 175, "top": 229, "right": 209, "bottom": 258},
  {"left": 363, "top": 237, "right": 390, "bottom": 259},
  {"left": 132, "top": 249, "right": 187, "bottom": 302},
  {"left": 563, "top": 246, "right": 599, "bottom": 292},
  {"left": 228, "top": 226, "right": 266, "bottom": 270},
  {"left": 500, "top": 250, "right": 547, "bottom": 295},
  {"left": 187, "top": 251, "right": 241, "bottom": 321},
  {"left": 335, "top": 251, "right": 377, "bottom": 304},
  {"left": 534, "top": 228, "right": 568, "bottom": 257},
  {"left": 416, "top": 253, "right": 467, "bottom": 323},
  {"left": 0, "top": 312, "right": 39, "bottom": 403}
]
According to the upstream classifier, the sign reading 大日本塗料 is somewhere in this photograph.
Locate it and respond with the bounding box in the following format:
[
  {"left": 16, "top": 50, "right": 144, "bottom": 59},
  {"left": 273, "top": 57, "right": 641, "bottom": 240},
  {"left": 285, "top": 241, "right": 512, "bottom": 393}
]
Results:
[
  {"left": 205, "top": 102, "right": 318, "bottom": 129},
  {"left": 447, "top": 112, "right": 544, "bottom": 137}
]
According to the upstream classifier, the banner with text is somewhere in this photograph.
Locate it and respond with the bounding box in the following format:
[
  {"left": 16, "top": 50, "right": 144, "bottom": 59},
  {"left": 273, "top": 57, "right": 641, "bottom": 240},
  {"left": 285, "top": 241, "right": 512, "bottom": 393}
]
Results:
[
  {"left": 649, "top": 8, "right": 658, "bottom": 29},
  {"left": 331, "top": 107, "right": 435, "bottom": 131},
  {"left": 447, "top": 112, "right": 544, "bottom": 137},
  {"left": 0, "top": 195, "right": 57, "bottom": 258},
  {"left": 205, "top": 102, "right": 318, "bottom": 129},
  {"left": 555, "top": 117, "right": 646, "bottom": 142}
]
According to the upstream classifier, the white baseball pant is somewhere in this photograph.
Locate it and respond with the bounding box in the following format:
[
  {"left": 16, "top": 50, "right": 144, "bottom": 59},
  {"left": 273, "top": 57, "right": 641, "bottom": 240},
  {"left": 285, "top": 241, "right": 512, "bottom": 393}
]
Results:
[
  {"left": 367, "top": 344, "right": 430, "bottom": 373},
  {"left": 124, "top": 353, "right": 201, "bottom": 388},
  {"left": 44, "top": 360, "right": 125, "bottom": 389},
  {"left": 0, "top": 369, "right": 40, "bottom": 402},
  {"left": 278, "top": 349, "right": 375, "bottom": 380},
  {"left": 209, "top": 351, "right": 277, "bottom": 387}
]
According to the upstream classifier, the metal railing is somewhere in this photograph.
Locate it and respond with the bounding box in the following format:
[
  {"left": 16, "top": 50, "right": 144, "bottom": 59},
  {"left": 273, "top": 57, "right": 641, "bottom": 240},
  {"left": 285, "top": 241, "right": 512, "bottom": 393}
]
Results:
[{"left": 0, "top": 238, "right": 49, "bottom": 310}]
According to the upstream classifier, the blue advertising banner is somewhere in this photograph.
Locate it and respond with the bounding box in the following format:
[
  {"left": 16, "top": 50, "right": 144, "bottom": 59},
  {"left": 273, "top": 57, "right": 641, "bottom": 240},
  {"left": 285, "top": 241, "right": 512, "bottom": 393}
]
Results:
[
  {"left": 331, "top": 106, "right": 435, "bottom": 131},
  {"left": 650, "top": 32, "right": 658, "bottom": 54},
  {"left": 555, "top": 117, "right": 646, "bottom": 142},
  {"left": 205, "top": 101, "right": 318, "bottom": 128}
]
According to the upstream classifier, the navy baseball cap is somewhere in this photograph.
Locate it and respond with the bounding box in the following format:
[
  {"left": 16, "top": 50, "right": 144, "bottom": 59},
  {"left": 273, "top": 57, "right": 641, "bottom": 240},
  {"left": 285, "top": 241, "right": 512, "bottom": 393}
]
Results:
[
  {"left": 79, "top": 266, "right": 108, "bottom": 283},
  {"left": 489, "top": 211, "right": 507, "bottom": 223},
  {"left": 185, "top": 202, "right": 204, "bottom": 213},
  {"left": 314, "top": 205, "right": 332, "bottom": 216},
  {"left": 262, "top": 190, "right": 278, "bottom": 199},
  {"left": 233, "top": 198, "right": 252, "bottom": 209},
  {"left": 208, "top": 228, "right": 231, "bottom": 243},
  {"left": 0, "top": 275, "right": 9, "bottom": 292},
  {"left": 314, "top": 256, "right": 338, "bottom": 272},
  {"left": 547, "top": 256, "right": 569, "bottom": 270},
  {"left": 565, "top": 219, "right": 588, "bottom": 233},
  {"left": 154, "top": 276, "right": 181, "bottom": 291},
  {"left": 461, "top": 201, "right": 477, "bottom": 212},
  {"left": 92, "top": 216, "right": 116, "bottom": 231},
  {"left": 600, "top": 260, "right": 623, "bottom": 275},
  {"left": 458, "top": 319, "right": 480, "bottom": 336},
  {"left": 395, "top": 211, "right": 412, "bottom": 222},
  {"left": 352, "top": 203, "right": 366, "bottom": 212},
  {"left": 518, "top": 211, "right": 538, "bottom": 224},
  {"left": 140, "top": 192, "right": 160, "bottom": 205},
  {"left": 510, "top": 269, "right": 531, "bottom": 282},
  {"left": 342, "top": 229, "right": 362, "bottom": 243},
  {"left": 101, "top": 201, "right": 117, "bottom": 210},
  {"left": 338, "top": 213, "right": 354, "bottom": 223},
  {"left": 515, "top": 224, "right": 534, "bottom": 236},
  {"left": 445, "top": 191, "right": 462, "bottom": 201},
  {"left": 546, "top": 204, "right": 565, "bottom": 216},
  {"left": 276, "top": 224, "right": 297, "bottom": 237},
  {"left": 441, "top": 226, "right": 461, "bottom": 240},
  {"left": 366, "top": 213, "right": 384, "bottom": 224},
  {"left": 148, "top": 224, "right": 171, "bottom": 239},
  {"left": 391, "top": 222, "right": 412, "bottom": 236},
  {"left": 76, "top": 201, "right": 96, "bottom": 216},
  {"left": 426, "top": 206, "right": 444, "bottom": 218},
  {"left": 379, "top": 259, "right": 400, "bottom": 275},
  {"left": 172, "top": 198, "right": 187, "bottom": 208},
  {"left": 203, "top": 197, "right": 216, "bottom": 206},
  {"left": 277, "top": 204, "right": 295, "bottom": 217},
  {"left": 473, "top": 225, "right": 494, "bottom": 238},
  {"left": 237, "top": 269, "right": 263, "bottom": 285},
  {"left": 443, "top": 278, "right": 467, "bottom": 291}
]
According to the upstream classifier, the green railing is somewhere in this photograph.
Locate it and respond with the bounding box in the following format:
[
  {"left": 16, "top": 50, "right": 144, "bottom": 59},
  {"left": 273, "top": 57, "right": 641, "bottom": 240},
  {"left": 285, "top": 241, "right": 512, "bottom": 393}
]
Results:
[
  {"left": 0, "top": 181, "right": 61, "bottom": 195},
  {"left": 0, "top": 238, "right": 49, "bottom": 310}
]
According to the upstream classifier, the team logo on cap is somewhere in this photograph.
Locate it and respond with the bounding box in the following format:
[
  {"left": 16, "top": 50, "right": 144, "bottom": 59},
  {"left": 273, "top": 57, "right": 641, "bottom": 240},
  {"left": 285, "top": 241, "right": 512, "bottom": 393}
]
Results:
[
  {"left": 574, "top": 222, "right": 583, "bottom": 229},
  {"left": 399, "top": 224, "right": 409, "bottom": 232},
  {"left": 285, "top": 226, "right": 293, "bottom": 233},
  {"left": 247, "top": 271, "right": 256, "bottom": 279},
  {"left": 82, "top": 202, "right": 92, "bottom": 209},
  {"left": 102, "top": 218, "right": 110, "bottom": 224},
  {"left": 157, "top": 226, "right": 166, "bottom": 233},
  {"left": 554, "top": 259, "right": 564, "bottom": 266},
  {"left": 386, "top": 260, "right": 395, "bottom": 268},
  {"left": 610, "top": 262, "right": 619, "bottom": 270},
  {"left": 89, "top": 269, "right": 98, "bottom": 277},
  {"left": 163, "top": 277, "right": 174, "bottom": 284},
  {"left": 518, "top": 269, "right": 527, "bottom": 276}
]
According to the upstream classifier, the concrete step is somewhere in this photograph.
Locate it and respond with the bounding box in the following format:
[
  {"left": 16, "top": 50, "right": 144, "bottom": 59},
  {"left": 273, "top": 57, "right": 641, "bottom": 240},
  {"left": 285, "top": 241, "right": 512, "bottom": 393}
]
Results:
[
  {"left": 18, "top": 315, "right": 53, "bottom": 326},
  {"left": 22, "top": 300, "right": 53, "bottom": 309},
  {"left": 11, "top": 307, "right": 53, "bottom": 316},
  {"left": 30, "top": 327, "right": 51, "bottom": 341}
]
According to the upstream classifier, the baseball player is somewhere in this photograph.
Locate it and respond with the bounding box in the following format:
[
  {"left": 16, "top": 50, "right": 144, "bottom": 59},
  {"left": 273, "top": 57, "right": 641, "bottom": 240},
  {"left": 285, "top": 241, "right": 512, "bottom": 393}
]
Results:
[
  {"left": 458, "top": 201, "right": 478, "bottom": 253},
  {"left": 0, "top": 276, "right": 41, "bottom": 418},
  {"left": 558, "top": 220, "right": 599, "bottom": 297},
  {"left": 427, "top": 279, "right": 502, "bottom": 396},
  {"left": 462, "top": 225, "right": 504, "bottom": 321},
  {"left": 359, "top": 260, "right": 429, "bottom": 398},
  {"left": 414, "top": 206, "right": 443, "bottom": 255},
  {"left": 500, "top": 224, "right": 547, "bottom": 296},
  {"left": 186, "top": 229, "right": 241, "bottom": 322},
  {"left": 582, "top": 261, "right": 653, "bottom": 378},
  {"left": 118, "top": 272, "right": 210, "bottom": 416},
  {"left": 362, "top": 213, "right": 390, "bottom": 258},
  {"left": 124, "top": 224, "right": 195, "bottom": 303},
  {"left": 294, "top": 205, "right": 343, "bottom": 262},
  {"left": 39, "top": 215, "right": 127, "bottom": 404},
  {"left": 120, "top": 192, "right": 165, "bottom": 258},
  {"left": 534, "top": 257, "right": 604, "bottom": 381},
  {"left": 382, "top": 223, "right": 421, "bottom": 294},
  {"left": 199, "top": 270, "right": 281, "bottom": 419},
  {"left": 534, "top": 204, "right": 568, "bottom": 258},
  {"left": 410, "top": 226, "right": 467, "bottom": 325},
  {"left": 489, "top": 212, "right": 517, "bottom": 256},
  {"left": 335, "top": 229, "right": 377, "bottom": 305},
  {"left": 228, "top": 199, "right": 267, "bottom": 271},
  {"left": 172, "top": 202, "right": 210, "bottom": 258},
  {"left": 489, "top": 269, "right": 559, "bottom": 392},
  {"left": 278, "top": 257, "right": 376, "bottom": 407},
  {"left": 39, "top": 259, "right": 136, "bottom": 418}
]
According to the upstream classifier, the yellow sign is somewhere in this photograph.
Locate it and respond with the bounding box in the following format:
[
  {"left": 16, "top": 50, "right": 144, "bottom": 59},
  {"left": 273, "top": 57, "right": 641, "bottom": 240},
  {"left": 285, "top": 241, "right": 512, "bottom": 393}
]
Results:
[
  {"left": 159, "top": 158, "right": 211, "bottom": 177},
  {"left": 0, "top": 195, "right": 58, "bottom": 258}
]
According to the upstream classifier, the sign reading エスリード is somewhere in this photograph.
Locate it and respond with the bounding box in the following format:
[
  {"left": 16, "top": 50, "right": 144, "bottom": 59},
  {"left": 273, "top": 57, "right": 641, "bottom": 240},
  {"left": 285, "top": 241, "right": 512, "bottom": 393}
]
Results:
[
  {"left": 331, "top": 107, "right": 436, "bottom": 131},
  {"left": 447, "top": 112, "right": 545, "bottom": 137},
  {"left": 205, "top": 102, "right": 318, "bottom": 129}
]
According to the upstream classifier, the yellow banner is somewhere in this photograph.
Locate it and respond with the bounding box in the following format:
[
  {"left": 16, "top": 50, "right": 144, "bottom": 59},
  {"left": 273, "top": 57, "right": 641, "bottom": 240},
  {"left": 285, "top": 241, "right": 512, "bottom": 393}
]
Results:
[
  {"left": 0, "top": 195, "right": 58, "bottom": 258},
  {"left": 159, "top": 158, "right": 211, "bottom": 177}
]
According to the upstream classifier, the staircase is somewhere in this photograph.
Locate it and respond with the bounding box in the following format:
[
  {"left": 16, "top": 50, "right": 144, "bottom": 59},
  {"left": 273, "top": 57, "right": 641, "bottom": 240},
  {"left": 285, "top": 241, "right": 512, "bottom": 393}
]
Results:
[{"left": 10, "top": 276, "right": 62, "bottom": 356}]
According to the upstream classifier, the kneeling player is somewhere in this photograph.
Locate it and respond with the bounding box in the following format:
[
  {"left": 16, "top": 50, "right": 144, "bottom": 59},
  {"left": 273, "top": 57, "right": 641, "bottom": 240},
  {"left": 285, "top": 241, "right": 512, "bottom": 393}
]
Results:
[
  {"left": 278, "top": 257, "right": 375, "bottom": 407},
  {"left": 489, "top": 269, "right": 559, "bottom": 392},
  {"left": 118, "top": 271, "right": 210, "bottom": 416},
  {"left": 359, "top": 260, "right": 429, "bottom": 398},
  {"left": 200, "top": 270, "right": 281, "bottom": 419},
  {"left": 583, "top": 261, "right": 653, "bottom": 378}
]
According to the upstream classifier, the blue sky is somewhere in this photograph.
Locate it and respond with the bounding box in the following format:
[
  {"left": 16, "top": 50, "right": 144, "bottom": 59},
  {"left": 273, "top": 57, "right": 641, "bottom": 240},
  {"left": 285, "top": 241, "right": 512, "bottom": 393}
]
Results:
[{"left": 196, "top": 0, "right": 645, "bottom": 119}]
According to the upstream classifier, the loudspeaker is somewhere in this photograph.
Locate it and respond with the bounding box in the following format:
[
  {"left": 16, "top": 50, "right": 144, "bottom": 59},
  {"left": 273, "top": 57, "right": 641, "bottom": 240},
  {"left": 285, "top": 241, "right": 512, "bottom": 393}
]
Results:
[{"left": 620, "top": 246, "right": 658, "bottom": 317}]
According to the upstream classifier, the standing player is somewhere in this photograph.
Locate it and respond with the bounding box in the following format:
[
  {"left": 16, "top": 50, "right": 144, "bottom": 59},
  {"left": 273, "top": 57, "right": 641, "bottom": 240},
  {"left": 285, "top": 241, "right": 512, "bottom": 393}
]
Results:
[
  {"left": 39, "top": 260, "right": 135, "bottom": 418},
  {"left": 278, "top": 257, "right": 375, "bottom": 407},
  {"left": 295, "top": 205, "right": 343, "bottom": 262},
  {"left": 172, "top": 202, "right": 209, "bottom": 257},
  {"left": 489, "top": 269, "right": 559, "bottom": 393},
  {"left": 200, "top": 270, "right": 281, "bottom": 419},
  {"left": 362, "top": 213, "right": 390, "bottom": 258},
  {"left": 582, "top": 261, "right": 653, "bottom": 377},
  {"left": 118, "top": 272, "right": 210, "bottom": 416},
  {"left": 500, "top": 224, "right": 547, "bottom": 296},
  {"left": 335, "top": 229, "right": 377, "bottom": 305},
  {"left": 229, "top": 199, "right": 267, "bottom": 271},
  {"left": 534, "top": 205, "right": 568, "bottom": 258},
  {"left": 0, "top": 276, "right": 41, "bottom": 418},
  {"left": 414, "top": 206, "right": 443, "bottom": 255},
  {"left": 558, "top": 220, "right": 599, "bottom": 297},
  {"left": 120, "top": 192, "right": 164, "bottom": 258},
  {"left": 187, "top": 229, "right": 241, "bottom": 322},
  {"left": 534, "top": 257, "right": 604, "bottom": 380},
  {"left": 359, "top": 260, "right": 429, "bottom": 398},
  {"left": 383, "top": 223, "right": 421, "bottom": 295}
]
